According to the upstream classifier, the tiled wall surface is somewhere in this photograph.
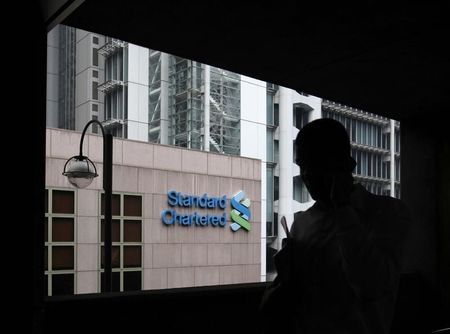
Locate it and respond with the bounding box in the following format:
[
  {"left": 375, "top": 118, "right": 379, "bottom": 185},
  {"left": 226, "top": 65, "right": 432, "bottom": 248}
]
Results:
[{"left": 46, "top": 128, "right": 262, "bottom": 292}]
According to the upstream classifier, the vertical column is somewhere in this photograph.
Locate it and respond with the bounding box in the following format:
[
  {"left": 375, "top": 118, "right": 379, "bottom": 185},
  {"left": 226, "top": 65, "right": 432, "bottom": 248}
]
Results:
[
  {"left": 103, "top": 133, "right": 113, "bottom": 292},
  {"left": 160, "top": 52, "right": 170, "bottom": 145},
  {"left": 390, "top": 119, "right": 395, "bottom": 197},
  {"left": 309, "top": 98, "right": 322, "bottom": 122},
  {"left": 277, "top": 87, "right": 294, "bottom": 249},
  {"left": 126, "top": 44, "right": 149, "bottom": 141},
  {"left": 204, "top": 65, "right": 210, "bottom": 151}
]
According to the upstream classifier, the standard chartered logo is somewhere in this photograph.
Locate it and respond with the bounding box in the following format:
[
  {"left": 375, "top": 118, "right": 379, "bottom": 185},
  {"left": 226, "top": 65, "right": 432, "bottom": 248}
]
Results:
[
  {"left": 230, "top": 191, "right": 251, "bottom": 232},
  {"left": 161, "top": 189, "right": 251, "bottom": 232}
]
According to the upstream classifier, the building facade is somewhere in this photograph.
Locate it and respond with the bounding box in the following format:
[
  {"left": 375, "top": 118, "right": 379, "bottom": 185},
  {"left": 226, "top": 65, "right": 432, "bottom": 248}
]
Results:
[
  {"left": 46, "top": 24, "right": 400, "bottom": 294},
  {"left": 45, "top": 128, "right": 262, "bottom": 295},
  {"left": 264, "top": 87, "right": 400, "bottom": 276}
]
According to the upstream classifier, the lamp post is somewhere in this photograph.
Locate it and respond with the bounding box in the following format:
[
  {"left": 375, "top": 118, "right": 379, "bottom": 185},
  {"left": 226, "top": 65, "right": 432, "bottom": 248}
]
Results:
[{"left": 62, "top": 120, "right": 113, "bottom": 292}]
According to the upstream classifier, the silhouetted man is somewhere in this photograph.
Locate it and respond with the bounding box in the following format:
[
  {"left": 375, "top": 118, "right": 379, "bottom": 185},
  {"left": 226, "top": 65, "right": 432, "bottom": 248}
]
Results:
[{"left": 260, "top": 118, "right": 410, "bottom": 334}]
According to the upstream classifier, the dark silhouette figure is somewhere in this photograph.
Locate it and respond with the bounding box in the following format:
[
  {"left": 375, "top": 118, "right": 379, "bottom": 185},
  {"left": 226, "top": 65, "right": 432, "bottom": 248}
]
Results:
[{"left": 259, "top": 118, "right": 411, "bottom": 334}]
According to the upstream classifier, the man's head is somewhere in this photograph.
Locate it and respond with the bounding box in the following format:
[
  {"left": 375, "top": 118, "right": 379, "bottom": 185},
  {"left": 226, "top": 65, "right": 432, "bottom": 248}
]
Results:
[{"left": 295, "top": 118, "right": 356, "bottom": 203}]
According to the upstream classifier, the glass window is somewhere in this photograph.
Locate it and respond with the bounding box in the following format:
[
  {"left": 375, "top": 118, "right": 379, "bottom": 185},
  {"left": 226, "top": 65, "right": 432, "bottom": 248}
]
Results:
[
  {"left": 45, "top": 189, "right": 48, "bottom": 213},
  {"left": 274, "top": 104, "right": 279, "bottom": 126},
  {"left": 46, "top": 24, "right": 402, "bottom": 295},
  {"left": 51, "top": 274, "right": 75, "bottom": 296},
  {"left": 44, "top": 246, "right": 48, "bottom": 271},
  {"left": 52, "top": 218, "right": 74, "bottom": 242},
  {"left": 123, "top": 246, "right": 141, "bottom": 268},
  {"left": 377, "top": 126, "right": 381, "bottom": 147},
  {"left": 357, "top": 150, "right": 362, "bottom": 174},
  {"left": 124, "top": 195, "right": 142, "bottom": 216},
  {"left": 350, "top": 119, "right": 355, "bottom": 142},
  {"left": 274, "top": 141, "right": 279, "bottom": 163},
  {"left": 101, "top": 246, "right": 120, "bottom": 268},
  {"left": 45, "top": 189, "right": 76, "bottom": 296},
  {"left": 92, "top": 82, "right": 98, "bottom": 100},
  {"left": 266, "top": 166, "right": 274, "bottom": 237},
  {"left": 363, "top": 123, "right": 367, "bottom": 145},
  {"left": 101, "top": 219, "right": 120, "bottom": 242},
  {"left": 378, "top": 155, "right": 382, "bottom": 178},
  {"left": 92, "top": 115, "right": 98, "bottom": 134},
  {"left": 345, "top": 118, "right": 350, "bottom": 134},
  {"left": 52, "top": 246, "right": 74, "bottom": 270},
  {"left": 123, "top": 271, "right": 142, "bottom": 291},
  {"left": 372, "top": 124, "right": 376, "bottom": 145},
  {"left": 93, "top": 48, "right": 98, "bottom": 66},
  {"left": 274, "top": 176, "right": 279, "bottom": 201},
  {"left": 266, "top": 129, "right": 274, "bottom": 162},
  {"left": 266, "top": 93, "right": 274, "bottom": 125},
  {"left": 101, "top": 193, "right": 121, "bottom": 216},
  {"left": 100, "top": 193, "right": 143, "bottom": 292},
  {"left": 52, "top": 190, "right": 74, "bottom": 214},
  {"left": 124, "top": 220, "right": 142, "bottom": 242},
  {"left": 356, "top": 121, "right": 361, "bottom": 144},
  {"left": 101, "top": 272, "right": 120, "bottom": 292},
  {"left": 45, "top": 217, "right": 48, "bottom": 243}
]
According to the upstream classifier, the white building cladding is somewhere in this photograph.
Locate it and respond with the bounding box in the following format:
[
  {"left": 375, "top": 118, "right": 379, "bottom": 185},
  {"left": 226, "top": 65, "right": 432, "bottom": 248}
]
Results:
[
  {"left": 46, "top": 24, "right": 400, "bottom": 292},
  {"left": 265, "top": 87, "right": 400, "bottom": 276}
]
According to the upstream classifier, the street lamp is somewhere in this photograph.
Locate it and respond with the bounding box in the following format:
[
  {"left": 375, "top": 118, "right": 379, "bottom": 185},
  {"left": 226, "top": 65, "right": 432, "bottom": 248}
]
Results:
[{"left": 62, "top": 120, "right": 113, "bottom": 292}]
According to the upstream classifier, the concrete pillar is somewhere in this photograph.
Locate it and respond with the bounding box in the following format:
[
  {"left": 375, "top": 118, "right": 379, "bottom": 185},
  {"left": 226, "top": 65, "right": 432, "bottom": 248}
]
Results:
[
  {"left": 390, "top": 119, "right": 395, "bottom": 197},
  {"left": 160, "top": 52, "right": 169, "bottom": 145},
  {"left": 204, "top": 65, "right": 210, "bottom": 151},
  {"left": 277, "top": 87, "right": 294, "bottom": 249}
]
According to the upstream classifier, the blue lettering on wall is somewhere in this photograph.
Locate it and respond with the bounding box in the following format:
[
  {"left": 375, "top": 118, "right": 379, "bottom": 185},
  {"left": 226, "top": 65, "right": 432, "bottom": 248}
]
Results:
[
  {"left": 161, "top": 209, "right": 227, "bottom": 227},
  {"left": 166, "top": 190, "right": 227, "bottom": 209},
  {"left": 162, "top": 191, "right": 228, "bottom": 228}
]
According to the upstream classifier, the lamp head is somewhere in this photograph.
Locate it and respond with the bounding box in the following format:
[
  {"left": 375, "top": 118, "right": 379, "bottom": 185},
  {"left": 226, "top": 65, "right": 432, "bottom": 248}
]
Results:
[{"left": 62, "top": 155, "right": 98, "bottom": 189}]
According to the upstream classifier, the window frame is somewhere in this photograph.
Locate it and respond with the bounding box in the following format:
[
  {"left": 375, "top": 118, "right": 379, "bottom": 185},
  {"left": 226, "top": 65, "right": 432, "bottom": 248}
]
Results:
[
  {"left": 98, "top": 191, "right": 143, "bottom": 293},
  {"left": 45, "top": 187, "right": 77, "bottom": 296}
]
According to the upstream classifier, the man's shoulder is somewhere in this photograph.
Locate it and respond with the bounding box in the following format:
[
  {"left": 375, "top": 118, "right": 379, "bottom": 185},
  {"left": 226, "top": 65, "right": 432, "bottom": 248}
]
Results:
[
  {"left": 293, "top": 203, "right": 320, "bottom": 221},
  {"left": 369, "top": 192, "right": 410, "bottom": 218},
  {"left": 291, "top": 204, "right": 323, "bottom": 237}
]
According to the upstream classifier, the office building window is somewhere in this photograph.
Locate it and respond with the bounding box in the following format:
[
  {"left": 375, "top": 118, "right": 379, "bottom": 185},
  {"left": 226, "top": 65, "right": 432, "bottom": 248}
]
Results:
[
  {"left": 93, "top": 70, "right": 98, "bottom": 78},
  {"left": 100, "top": 193, "right": 143, "bottom": 292},
  {"left": 293, "top": 175, "right": 310, "bottom": 203},
  {"left": 92, "top": 115, "right": 98, "bottom": 134},
  {"left": 395, "top": 128, "right": 401, "bottom": 153},
  {"left": 351, "top": 119, "right": 356, "bottom": 142},
  {"left": 93, "top": 48, "right": 98, "bottom": 66},
  {"left": 274, "top": 104, "right": 279, "bottom": 127},
  {"left": 92, "top": 104, "right": 98, "bottom": 112},
  {"left": 274, "top": 176, "right": 279, "bottom": 202},
  {"left": 92, "top": 82, "right": 98, "bottom": 100},
  {"left": 377, "top": 126, "right": 382, "bottom": 147},
  {"left": 266, "top": 92, "right": 274, "bottom": 126},
  {"left": 266, "top": 129, "right": 274, "bottom": 163},
  {"left": 93, "top": 36, "right": 99, "bottom": 45},
  {"left": 266, "top": 166, "right": 275, "bottom": 237},
  {"left": 274, "top": 141, "right": 279, "bottom": 163},
  {"left": 45, "top": 188, "right": 76, "bottom": 296}
]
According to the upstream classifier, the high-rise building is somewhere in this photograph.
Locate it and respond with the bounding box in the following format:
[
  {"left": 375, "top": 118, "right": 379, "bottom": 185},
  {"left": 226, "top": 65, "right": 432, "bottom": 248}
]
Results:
[
  {"left": 46, "top": 25, "right": 400, "bottom": 294},
  {"left": 264, "top": 86, "right": 400, "bottom": 277}
]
